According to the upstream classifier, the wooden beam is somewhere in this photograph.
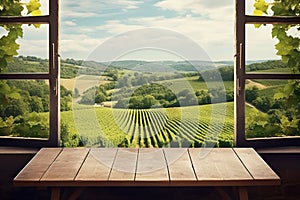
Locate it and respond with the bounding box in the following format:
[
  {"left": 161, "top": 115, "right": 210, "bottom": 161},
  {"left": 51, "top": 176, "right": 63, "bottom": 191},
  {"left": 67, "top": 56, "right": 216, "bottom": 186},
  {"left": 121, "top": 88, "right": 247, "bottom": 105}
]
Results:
[
  {"left": 245, "top": 73, "right": 300, "bottom": 80},
  {"left": 0, "top": 73, "right": 49, "bottom": 80},
  {"left": 245, "top": 15, "right": 300, "bottom": 24},
  {"left": 0, "top": 16, "right": 50, "bottom": 24}
]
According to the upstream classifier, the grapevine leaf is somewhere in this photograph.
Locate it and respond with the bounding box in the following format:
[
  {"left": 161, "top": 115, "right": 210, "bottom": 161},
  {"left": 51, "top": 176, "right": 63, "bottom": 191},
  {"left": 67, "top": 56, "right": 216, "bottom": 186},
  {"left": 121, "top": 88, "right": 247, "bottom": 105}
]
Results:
[
  {"left": 33, "top": 24, "right": 41, "bottom": 28},
  {"left": 253, "top": 0, "right": 270, "bottom": 28},
  {"left": 277, "top": 29, "right": 287, "bottom": 40},
  {"left": 31, "top": 9, "right": 42, "bottom": 16},
  {"left": 26, "top": 0, "right": 41, "bottom": 15},
  {"left": 281, "top": 55, "right": 289, "bottom": 63},
  {"left": 253, "top": 9, "right": 264, "bottom": 16},
  {"left": 275, "top": 42, "right": 293, "bottom": 56},
  {"left": 287, "top": 57, "right": 296, "bottom": 68},
  {"left": 16, "top": 26, "right": 23, "bottom": 38},
  {"left": 254, "top": 23, "right": 262, "bottom": 28},
  {"left": 272, "top": 26, "right": 279, "bottom": 38},
  {"left": 254, "top": 0, "right": 269, "bottom": 15}
]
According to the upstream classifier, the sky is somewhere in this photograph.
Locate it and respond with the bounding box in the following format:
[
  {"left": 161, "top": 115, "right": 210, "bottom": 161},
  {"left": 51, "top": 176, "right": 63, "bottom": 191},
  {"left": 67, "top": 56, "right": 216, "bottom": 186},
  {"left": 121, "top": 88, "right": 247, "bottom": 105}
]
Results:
[{"left": 12, "top": 0, "right": 280, "bottom": 62}]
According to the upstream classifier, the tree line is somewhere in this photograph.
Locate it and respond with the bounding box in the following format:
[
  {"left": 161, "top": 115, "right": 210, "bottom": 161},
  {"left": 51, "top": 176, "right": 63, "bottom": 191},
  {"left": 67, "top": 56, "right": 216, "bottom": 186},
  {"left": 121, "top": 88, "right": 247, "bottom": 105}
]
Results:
[{"left": 0, "top": 80, "right": 73, "bottom": 138}]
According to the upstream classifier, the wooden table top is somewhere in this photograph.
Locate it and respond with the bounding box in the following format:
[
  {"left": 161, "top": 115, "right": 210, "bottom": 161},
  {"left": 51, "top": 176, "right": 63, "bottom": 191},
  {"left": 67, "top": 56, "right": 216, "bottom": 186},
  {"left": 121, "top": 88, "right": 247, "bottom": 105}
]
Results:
[{"left": 14, "top": 148, "right": 280, "bottom": 187}]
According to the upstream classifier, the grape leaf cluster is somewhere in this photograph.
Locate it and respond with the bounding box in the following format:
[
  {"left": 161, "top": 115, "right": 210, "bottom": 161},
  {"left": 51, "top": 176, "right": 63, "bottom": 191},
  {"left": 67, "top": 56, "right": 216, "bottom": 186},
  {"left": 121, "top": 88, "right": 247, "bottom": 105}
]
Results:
[{"left": 0, "top": 0, "right": 42, "bottom": 72}]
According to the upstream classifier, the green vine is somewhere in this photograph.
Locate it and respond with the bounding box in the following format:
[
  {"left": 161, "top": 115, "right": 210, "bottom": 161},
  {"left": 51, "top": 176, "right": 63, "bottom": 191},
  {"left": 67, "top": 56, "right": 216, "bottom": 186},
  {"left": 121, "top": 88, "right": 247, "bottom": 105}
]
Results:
[
  {"left": 0, "top": 0, "right": 42, "bottom": 72},
  {"left": 249, "top": 0, "right": 300, "bottom": 137}
]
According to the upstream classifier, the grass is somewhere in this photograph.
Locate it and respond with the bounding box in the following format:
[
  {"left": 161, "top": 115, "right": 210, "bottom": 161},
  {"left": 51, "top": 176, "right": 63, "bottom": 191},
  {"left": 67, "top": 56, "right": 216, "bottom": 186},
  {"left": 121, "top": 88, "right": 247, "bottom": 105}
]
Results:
[
  {"left": 257, "top": 86, "right": 285, "bottom": 98},
  {"left": 159, "top": 76, "right": 234, "bottom": 91},
  {"left": 252, "top": 67, "right": 293, "bottom": 73},
  {"left": 254, "top": 79, "right": 288, "bottom": 87}
]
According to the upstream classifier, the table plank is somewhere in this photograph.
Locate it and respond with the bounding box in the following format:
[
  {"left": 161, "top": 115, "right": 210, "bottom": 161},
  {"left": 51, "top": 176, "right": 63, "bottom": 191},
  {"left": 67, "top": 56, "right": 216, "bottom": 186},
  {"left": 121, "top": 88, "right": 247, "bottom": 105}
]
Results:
[
  {"left": 233, "top": 148, "right": 280, "bottom": 184},
  {"left": 14, "top": 147, "right": 281, "bottom": 188},
  {"left": 41, "top": 148, "right": 89, "bottom": 181},
  {"left": 189, "top": 148, "right": 253, "bottom": 184},
  {"left": 164, "top": 148, "right": 196, "bottom": 181},
  {"left": 76, "top": 148, "right": 117, "bottom": 181},
  {"left": 14, "top": 148, "right": 62, "bottom": 182},
  {"left": 109, "top": 148, "right": 138, "bottom": 181},
  {"left": 135, "top": 148, "right": 169, "bottom": 181}
]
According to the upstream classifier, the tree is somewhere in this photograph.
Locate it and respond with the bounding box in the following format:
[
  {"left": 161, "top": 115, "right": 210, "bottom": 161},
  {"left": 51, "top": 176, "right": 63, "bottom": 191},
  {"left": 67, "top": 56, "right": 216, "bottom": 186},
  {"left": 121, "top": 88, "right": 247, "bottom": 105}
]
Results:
[
  {"left": 129, "top": 96, "right": 144, "bottom": 109},
  {"left": 29, "top": 96, "right": 44, "bottom": 113},
  {"left": 60, "top": 120, "right": 80, "bottom": 147},
  {"left": 79, "top": 89, "right": 95, "bottom": 105},
  {"left": 95, "top": 92, "right": 106, "bottom": 104},
  {"left": 252, "top": 96, "right": 273, "bottom": 113},
  {"left": 142, "top": 95, "right": 158, "bottom": 109},
  {"left": 245, "top": 86, "right": 259, "bottom": 103}
]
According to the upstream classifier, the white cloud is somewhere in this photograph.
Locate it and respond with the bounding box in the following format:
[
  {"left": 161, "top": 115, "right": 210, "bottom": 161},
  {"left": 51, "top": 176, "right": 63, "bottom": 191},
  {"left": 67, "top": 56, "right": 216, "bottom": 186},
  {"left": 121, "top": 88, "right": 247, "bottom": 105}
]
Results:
[
  {"left": 64, "top": 21, "right": 77, "bottom": 26},
  {"left": 86, "top": 27, "right": 216, "bottom": 62},
  {"left": 15, "top": 0, "right": 279, "bottom": 61},
  {"left": 60, "top": 34, "right": 106, "bottom": 59},
  {"left": 154, "top": 0, "right": 234, "bottom": 20},
  {"left": 113, "top": 0, "right": 143, "bottom": 10},
  {"left": 16, "top": 25, "right": 49, "bottom": 58},
  {"left": 92, "top": 1, "right": 279, "bottom": 61},
  {"left": 94, "top": 15, "right": 234, "bottom": 60},
  {"left": 61, "top": 0, "right": 142, "bottom": 18},
  {"left": 96, "top": 20, "right": 144, "bottom": 34},
  {"left": 18, "top": 39, "right": 49, "bottom": 58},
  {"left": 62, "top": 10, "right": 99, "bottom": 18}
]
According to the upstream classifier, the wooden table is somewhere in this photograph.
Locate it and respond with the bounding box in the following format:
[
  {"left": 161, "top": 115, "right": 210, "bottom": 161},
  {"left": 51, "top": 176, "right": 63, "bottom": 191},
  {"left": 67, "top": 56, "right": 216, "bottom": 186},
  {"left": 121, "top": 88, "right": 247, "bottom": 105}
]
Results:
[{"left": 14, "top": 148, "right": 280, "bottom": 200}]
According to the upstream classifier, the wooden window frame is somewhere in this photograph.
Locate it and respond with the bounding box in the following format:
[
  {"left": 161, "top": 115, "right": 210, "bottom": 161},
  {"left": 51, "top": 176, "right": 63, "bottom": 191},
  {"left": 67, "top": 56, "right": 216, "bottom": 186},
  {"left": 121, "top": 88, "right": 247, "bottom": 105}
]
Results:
[
  {"left": 1, "top": 0, "right": 299, "bottom": 148},
  {"left": 0, "top": 0, "right": 60, "bottom": 147},
  {"left": 234, "top": 0, "right": 300, "bottom": 148}
]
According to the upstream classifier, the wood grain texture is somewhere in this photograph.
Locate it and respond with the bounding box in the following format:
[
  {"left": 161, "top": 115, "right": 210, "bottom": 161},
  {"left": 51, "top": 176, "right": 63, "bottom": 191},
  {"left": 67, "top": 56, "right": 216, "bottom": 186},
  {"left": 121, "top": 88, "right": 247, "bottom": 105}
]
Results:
[
  {"left": 14, "top": 148, "right": 62, "bottom": 182},
  {"left": 14, "top": 148, "right": 280, "bottom": 188},
  {"left": 233, "top": 148, "right": 280, "bottom": 183},
  {"left": 164, "top": 148, "right": 196, "bottom": 181},
  {"left": 189, "top": 148, "right": 253, "bottom": 182},
  {"left": 109, "top": 148, "right": 138, "bottom": 181},
  {"left": 76, "top": 148, "right": 117, "bottom": 181},
  {"left": 135, "top": 148, "right": 168, "bottom": 181},
  {"left": 41, "top": 148, "right": 89, "bottom": 181}
]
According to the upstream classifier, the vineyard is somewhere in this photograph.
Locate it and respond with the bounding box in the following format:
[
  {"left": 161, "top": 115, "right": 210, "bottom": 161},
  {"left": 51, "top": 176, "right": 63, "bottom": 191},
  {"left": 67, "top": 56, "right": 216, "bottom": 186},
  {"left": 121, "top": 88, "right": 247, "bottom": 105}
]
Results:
[{"left": 62, "top": 102, "right": 234, "bottom": 148}]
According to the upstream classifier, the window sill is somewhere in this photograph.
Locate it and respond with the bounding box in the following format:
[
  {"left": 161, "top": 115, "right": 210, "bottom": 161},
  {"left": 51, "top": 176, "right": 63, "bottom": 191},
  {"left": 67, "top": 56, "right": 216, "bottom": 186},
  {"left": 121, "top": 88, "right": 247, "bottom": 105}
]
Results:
[
  {"left": 0, "top": 146, "right": 299, "bottom": 155},
  {"left": 0, "top": 146, "right": 38, "bottom": 155},
  {"left": 256, "top": 146, "right": 300, "bottom": 154}
]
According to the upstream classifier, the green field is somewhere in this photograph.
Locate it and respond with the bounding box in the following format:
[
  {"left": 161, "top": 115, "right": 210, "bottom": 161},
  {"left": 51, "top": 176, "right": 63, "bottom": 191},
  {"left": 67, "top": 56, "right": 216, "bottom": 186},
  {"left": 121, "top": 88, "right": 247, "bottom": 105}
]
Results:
[
  {"left": 61, "top": 75, "right": 112, "bottom": 94},
  {"left": 159, "top": 76, "right": 233, "bottom": 91},
  {"left": 247, "top": 80, "right": 286, "bottom": 98},
  {"left": 61, "top": 102, "right": 234, "bottom": 148},
  {"left": 252, "top": 67, "right": 293, "bottom": 73},
  {"left": 254, "top": 79, "right": 288, "bottom": 87}
]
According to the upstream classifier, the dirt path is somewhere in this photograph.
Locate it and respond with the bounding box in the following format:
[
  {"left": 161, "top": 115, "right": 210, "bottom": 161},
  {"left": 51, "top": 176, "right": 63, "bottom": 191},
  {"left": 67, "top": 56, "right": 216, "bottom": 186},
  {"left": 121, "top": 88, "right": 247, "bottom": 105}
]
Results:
[{"left": 246, "top": 79, "right": 267, "bottom": 89}]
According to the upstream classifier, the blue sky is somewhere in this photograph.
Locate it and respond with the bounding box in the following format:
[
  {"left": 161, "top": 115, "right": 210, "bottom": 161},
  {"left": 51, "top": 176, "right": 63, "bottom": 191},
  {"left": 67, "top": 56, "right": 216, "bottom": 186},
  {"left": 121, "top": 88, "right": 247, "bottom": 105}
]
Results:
[{"left": 14, "top": 0, "right": 280, "bottom": 61}]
